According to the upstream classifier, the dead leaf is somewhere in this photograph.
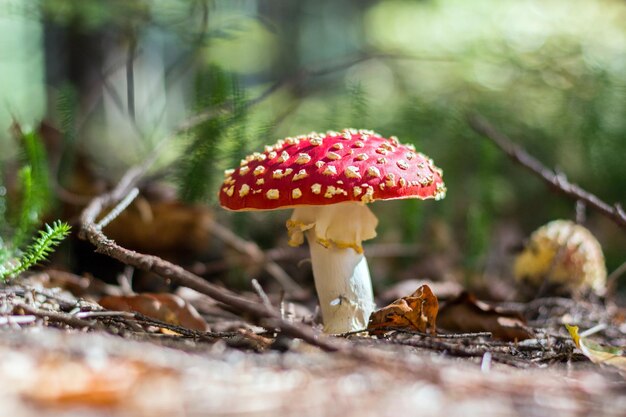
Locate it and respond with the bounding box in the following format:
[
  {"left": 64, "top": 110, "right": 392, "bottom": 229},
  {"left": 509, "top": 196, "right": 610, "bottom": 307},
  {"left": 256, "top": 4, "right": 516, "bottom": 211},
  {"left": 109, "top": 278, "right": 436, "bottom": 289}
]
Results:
[
  {"left": 437, "top": 292, "right": 533, "bottom": 341},
  {"left": 368, "top": 285, "right": 438, "bottom": 335},
  {"left": 99, "top": 293, "right": 209, "bottom": 332},
  {"left": 566, "top": 325, "right": 626, "bottom": 372}
]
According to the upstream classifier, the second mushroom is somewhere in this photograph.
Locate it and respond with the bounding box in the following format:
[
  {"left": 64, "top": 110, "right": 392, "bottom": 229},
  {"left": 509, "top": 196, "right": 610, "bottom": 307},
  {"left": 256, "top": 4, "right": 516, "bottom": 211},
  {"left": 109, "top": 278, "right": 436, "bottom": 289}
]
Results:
[{"left": 219, "top": 129, "right": 446, "bottom": 334}]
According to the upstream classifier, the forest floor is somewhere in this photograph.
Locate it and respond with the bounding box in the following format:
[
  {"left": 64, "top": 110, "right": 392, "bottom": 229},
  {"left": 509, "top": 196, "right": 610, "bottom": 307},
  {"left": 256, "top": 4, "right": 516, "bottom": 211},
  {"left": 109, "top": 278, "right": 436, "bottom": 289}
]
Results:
[{"left": 0, "top": 277, "right": 625, "bottom": 417}]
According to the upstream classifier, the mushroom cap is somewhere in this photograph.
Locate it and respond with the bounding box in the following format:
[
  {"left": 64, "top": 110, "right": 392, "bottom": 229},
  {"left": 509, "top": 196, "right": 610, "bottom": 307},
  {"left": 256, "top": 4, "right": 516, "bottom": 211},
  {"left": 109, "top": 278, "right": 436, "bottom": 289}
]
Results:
[
  {"left": 219, "top": 129, "right": 446, "bottom": 211},
  {"left": 514, "top": 220, "right": 607, "bottom": 295}
]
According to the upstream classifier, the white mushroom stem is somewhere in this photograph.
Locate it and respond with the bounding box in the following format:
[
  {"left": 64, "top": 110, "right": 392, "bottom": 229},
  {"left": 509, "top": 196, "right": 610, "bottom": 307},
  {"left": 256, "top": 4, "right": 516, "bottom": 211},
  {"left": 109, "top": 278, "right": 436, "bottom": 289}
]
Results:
[
  {"left": 307, "top": 233, "right": 374, "bottom": 333},
  {"left": 287, "top": 202, "right": 378, "bottom": 333}
]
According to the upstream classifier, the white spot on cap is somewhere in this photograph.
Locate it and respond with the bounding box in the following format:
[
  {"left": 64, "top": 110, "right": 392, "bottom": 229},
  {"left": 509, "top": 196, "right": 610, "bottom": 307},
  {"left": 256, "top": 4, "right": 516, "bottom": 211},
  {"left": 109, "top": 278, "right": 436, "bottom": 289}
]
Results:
[
  {"left": 324, "top": 185, "right": 347, "bottom": 198},
  {"left": 224, "top": 169, "right": 235, "bottom": 177},
  {"left": 367, "top": 166, "right": 381, "bottom": 178},
  {"left": 239, "top": 184, "right": 250, "bottom": 197},
  {"left": 295, "top": 153, "right": 311, "bottom": 164},
  {"left": 310, "top": 137, "right": 323, "bottom": 146},
  {"left": 385, "top": 173, "right": 396, "bottom": 187},
  {"left": 315, "top": 160, "right": 325, "bottom": 168},
  {"left": 344, "top": 166, "right": 361, "bottom": 179},
  {"left": 376, "top": 148, "right": 388, "bottom": 155},
  {"left": 361, "top": 186, "right": 375, "bottom": 203},
  {"left": 276, "top": 151, "right": 290, "bottom": 163},
  {"left": 256, "top": 178, "right": 265, "bottom": 185},
  {"left": 239, "top": 166, "right": 250, "bottom": 176},
  {"left": 355, "top": 153, "right": 368, "bottom": 161},
  {"left": 293, "top": 169, "right": 309, "bottom": 181},
  {"left": 268, "top": 151, "right": 277, "bottom": 159},
  {"left": 272, "top": 168, "right": 293, "bottom": 179},
  {"left": 253, "top": 166, "right": 266, "bottom": 176},
  {"left": 311, "top": 184, "right": 322, "bottom": 194},
  {"left": 353, "top": 141, "right": 365, "bottom": 148},
  {"left": 396, "top": 160, "right": 409, "bottom": 170},
  {"left": 399, "top": 177, "right": 407, "bottom": 187},
  {"left": 257, "top": 153, "right": 267, "bottom": 161},
  {"left": 327, "top": 151, "right": 341, "bottom": 160},
  {"left": 353, "top": 186, "right": 362, "bottom": 197},
  {"left": 377, "top": 157, "right": 387, "bottom": 164},
  {"left": 226, "top": 186, "right": 234, "bottom": 197},
  {"left": 266, "top": 189, "right": 280, "bottom": 200},
  {"left": 292, "top": 188, "right": 302, "bottom": 199},
  {"left": 322, "top": 165, "right": 337, "bottom": 176},
  {"left": 332, "top": 143, "right": 344, "bottom": 150},
  {"left": 380, "top": 142, "right": 395, "bottom": 152}
]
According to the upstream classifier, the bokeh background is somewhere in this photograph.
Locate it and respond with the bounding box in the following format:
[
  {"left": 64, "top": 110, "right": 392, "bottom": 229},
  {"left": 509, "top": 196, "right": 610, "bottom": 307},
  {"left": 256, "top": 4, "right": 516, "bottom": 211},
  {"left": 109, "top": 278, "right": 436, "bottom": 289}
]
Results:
[{"left": 1, "top": 0, "right": 625, "bottom": 298}]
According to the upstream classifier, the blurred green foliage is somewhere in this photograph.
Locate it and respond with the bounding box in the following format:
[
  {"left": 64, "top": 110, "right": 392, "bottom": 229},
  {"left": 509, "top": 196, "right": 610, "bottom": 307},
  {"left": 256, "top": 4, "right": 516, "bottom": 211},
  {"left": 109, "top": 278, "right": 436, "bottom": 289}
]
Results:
[
  {"left": 1, "top": 0, "right": 625, "bottom": 286},
  {"left": 0, "top": 129, "right": 70, "bottom": 280}
]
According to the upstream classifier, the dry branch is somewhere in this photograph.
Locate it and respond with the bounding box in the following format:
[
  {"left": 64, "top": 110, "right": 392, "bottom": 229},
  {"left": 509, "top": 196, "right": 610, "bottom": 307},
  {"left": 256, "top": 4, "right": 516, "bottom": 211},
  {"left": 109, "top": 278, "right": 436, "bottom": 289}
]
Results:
[
  {"left": 468, "top": 114, "right": 626, "bottom": 232},
  {"left": 79, "top": 170, "right": 342, "bottom": 352}
]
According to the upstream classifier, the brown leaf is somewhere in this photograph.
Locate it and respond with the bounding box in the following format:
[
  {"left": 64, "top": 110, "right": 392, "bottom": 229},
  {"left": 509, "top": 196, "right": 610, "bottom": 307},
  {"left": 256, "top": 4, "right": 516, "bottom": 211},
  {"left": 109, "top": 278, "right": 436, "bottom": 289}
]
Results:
[
  {"left": 437, "top": 292, "right": 533, "bottom": 341},
  {"left": 99, "top": 293, "right": 209, "bottom": 332},
  {"left": 368, "top": 285, "right": 438, "bottom": 335}
]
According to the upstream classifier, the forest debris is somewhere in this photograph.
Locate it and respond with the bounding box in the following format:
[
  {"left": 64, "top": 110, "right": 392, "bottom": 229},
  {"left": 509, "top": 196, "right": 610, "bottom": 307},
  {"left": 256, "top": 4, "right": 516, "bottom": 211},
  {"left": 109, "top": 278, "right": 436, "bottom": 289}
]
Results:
[
  {"left": 438, "top": 292, "right": 533, "bottom": 341},
  {"left": 368, "top": 285, "right": 438, "bottom": 335},
  {"left": 567, "top": 325, "right": 626, "bottom": 373},
  {"left": 99, "top": 293, "right": 210, "bottom": 332}
]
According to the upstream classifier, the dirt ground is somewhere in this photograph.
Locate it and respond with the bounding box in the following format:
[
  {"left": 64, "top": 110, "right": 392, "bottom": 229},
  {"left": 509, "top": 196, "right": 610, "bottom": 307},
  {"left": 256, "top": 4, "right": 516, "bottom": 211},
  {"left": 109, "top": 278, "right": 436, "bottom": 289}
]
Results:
[{"left": 0, "top": 280, "right": 625, "bottom": 417}]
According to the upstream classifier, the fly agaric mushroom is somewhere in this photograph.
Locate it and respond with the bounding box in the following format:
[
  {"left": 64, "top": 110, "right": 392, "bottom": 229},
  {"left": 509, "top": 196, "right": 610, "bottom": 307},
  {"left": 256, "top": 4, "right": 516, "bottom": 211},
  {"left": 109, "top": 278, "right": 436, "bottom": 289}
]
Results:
[
  {"left": 219, "top": 129, "right": 446, "bottom": 333},
  {"left": 514, "top": 220, "right": 607, "bottom": 297}
]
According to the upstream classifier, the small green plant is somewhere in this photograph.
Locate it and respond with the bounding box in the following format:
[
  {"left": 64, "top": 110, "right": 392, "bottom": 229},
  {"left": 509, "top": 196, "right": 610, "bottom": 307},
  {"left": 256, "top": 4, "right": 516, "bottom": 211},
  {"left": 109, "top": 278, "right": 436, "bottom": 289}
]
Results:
[
  {"left": 0, "top": 128, "right": 71, "bottom": 281},
  {"left": 0, "top": 221, "right": 71, "bottom": 280}
]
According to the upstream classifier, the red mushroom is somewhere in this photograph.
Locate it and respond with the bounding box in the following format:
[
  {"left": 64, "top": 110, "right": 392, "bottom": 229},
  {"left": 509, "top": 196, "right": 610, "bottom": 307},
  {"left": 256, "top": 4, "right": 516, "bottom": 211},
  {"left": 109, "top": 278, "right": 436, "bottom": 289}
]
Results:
[{"left": 219, "top": 129, "right": 445, "bottom": 333}]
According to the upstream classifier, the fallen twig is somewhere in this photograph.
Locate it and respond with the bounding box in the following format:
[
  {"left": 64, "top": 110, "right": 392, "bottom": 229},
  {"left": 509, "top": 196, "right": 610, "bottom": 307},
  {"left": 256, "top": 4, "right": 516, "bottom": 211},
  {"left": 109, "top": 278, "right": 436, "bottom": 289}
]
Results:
[
  {"left": 468, "top": 114, "right": 626, "bottom": 232},
  {"left": 16, "top": 303, "right": 96, "bottom": 329},
  {"left": 79, "top": 171, "right": 343, "bottom": 352},
  {"left": 251, "top": 278, "right": 274, "bottom": 311}
]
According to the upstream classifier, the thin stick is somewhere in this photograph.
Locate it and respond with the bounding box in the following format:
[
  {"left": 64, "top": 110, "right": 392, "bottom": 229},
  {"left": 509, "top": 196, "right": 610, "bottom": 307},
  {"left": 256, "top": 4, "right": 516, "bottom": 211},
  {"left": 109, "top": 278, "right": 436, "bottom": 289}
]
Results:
[
  {"left": 341, "top": 327, "right": 492, "bottom": 339},
  {"left": 251, "top": 279, "right": 273, "bottom": 311},
  {"left": 16, "top": 303, "right": 96, "bottom": 329},
  {"left": 468, "top": 114, "right": 626, "bottom": 232},
  {"left": 96, "top": 187, "right": 139, "bottom": 229}
]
